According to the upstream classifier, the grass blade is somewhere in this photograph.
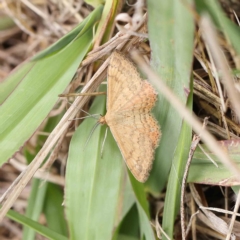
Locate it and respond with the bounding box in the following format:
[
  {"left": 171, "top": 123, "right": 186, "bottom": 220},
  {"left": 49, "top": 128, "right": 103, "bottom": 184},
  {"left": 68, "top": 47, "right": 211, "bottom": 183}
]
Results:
[
  {"left": 146, "top": 0, "right": 194, "bottom": 193},
  {"left": 0, "top": 6, "right": 103, "bottom": 165},
  {"left": 65, "top": 91, "right": 125, "bottom": 239}
]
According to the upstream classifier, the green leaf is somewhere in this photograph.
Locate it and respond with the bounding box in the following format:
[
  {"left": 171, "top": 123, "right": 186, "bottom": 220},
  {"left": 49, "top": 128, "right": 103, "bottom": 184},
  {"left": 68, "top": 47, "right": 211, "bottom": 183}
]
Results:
[
  {"left": 22, "top": 179, "right": 48, "bottom": 240},
  {"left": 44, "top": 183, "right": 68, "bottom": 236},
  {"left": 0, "top": 62, "right": 34, "bottom": 104},
  {"left": 6, "top": 209, "right": 68, "bottom": 240},
  {"left": 113, "top": 204, "right": 140, "bottom": 240},
  {"left": 22, "top": 114, "right": 66, "bottom": 239},
  {"left": 112, "top": 174, "right": 137, "bottom": 239},
  {"left": 146, "top": 0, "right": 194, "bottom": 194},
  {"left": 0, "top": 6, "right": 103, "bottom": 165},
  {"left": 65, "top": 90, "right": 125, "bottom": 240},
  {"left": 128, "top": 174, "right": 155, "bottom": 240}
]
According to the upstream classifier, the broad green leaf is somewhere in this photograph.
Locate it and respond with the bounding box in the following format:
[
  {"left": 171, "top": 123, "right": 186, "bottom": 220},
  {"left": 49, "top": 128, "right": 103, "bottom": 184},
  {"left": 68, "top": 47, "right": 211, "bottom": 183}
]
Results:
[
  {"left": 0, "top": 62, "right": 34, "bottom": 104},
  {"left": 0, "top": 6, "right": 103, "bottom": 165},
  {"left": 146, "top": 0, "right": 194, "bottom": 193},
  {"left": 65, "top": 91, "right": 125, "bottom": 240}
]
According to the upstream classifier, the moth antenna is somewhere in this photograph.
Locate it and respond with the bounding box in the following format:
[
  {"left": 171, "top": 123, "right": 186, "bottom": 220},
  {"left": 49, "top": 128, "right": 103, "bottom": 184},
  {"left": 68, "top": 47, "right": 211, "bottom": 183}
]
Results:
[
  {"left": 84, "top": 121, "right": 101, "bottom": 149},
  {"left": 71, "top": 114, "right": 100, "bottom": 121},
  {"left": 65, "top": 100, "right": 100, "bottom": 121},
  {"left": 79, "top": 109, "right": 100, "bottom": 120}
]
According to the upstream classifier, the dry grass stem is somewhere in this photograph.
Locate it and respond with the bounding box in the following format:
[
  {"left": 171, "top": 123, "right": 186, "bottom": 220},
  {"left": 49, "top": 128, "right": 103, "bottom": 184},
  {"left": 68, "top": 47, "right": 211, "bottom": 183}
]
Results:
[
  {"left": 9, "top": 159, "right": 65, "bottom": 186},
  {"left": 190, "top": 184, "right": 230, "bottom": 237},
  {"left": 181, "top": 119, "right": 207, "bottom": 240},
  {"left": 200, "top": 15, "right": 240, "bottom": 120}
]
